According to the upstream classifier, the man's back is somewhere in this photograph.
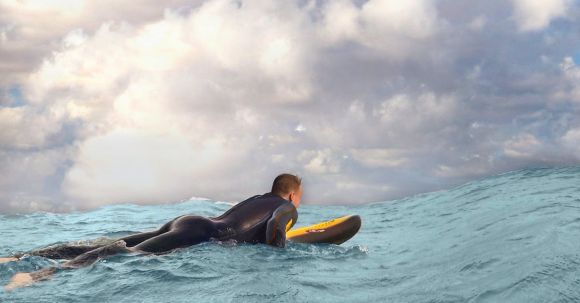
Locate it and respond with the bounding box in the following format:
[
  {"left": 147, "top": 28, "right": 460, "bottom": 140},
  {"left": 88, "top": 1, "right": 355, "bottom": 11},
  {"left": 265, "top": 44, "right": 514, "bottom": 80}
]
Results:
[{"left": 212, "top": 193, "right": 298, "bottom": 244}]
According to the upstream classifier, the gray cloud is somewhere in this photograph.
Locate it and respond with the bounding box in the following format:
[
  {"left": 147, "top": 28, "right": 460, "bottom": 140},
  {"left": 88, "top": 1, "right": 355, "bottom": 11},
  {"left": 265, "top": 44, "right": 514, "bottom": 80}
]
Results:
[{"left": 1, "top": 0, "right": 579, "bottom": 213}]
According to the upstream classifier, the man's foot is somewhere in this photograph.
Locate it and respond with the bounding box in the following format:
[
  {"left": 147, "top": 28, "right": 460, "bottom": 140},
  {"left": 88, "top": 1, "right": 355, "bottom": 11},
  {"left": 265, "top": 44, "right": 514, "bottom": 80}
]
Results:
[
  {"left": 4, "top": 273, "right": 33, "bottom": 291},
  {"left": 4, "top": 267, "right": 56, "bottom": 291},
  {"left": 0, "top": 257, "right": 18, "bottom": 264}
]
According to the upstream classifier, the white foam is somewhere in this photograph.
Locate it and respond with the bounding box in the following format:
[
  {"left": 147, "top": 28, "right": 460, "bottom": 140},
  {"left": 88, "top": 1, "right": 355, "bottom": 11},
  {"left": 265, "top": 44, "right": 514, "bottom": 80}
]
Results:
[{"left": 188, "top": 196, "right": 212, "bottom": 201}]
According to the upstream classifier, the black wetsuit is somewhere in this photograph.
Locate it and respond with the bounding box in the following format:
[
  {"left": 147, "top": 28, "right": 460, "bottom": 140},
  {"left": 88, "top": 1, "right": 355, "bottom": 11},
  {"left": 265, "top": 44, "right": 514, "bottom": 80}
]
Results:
[
  {"left": 21, "top": 193, "right": 298, "bottom": 261},
  {"left": 124, "top": 192, "right": 298, "bottom": 253}
]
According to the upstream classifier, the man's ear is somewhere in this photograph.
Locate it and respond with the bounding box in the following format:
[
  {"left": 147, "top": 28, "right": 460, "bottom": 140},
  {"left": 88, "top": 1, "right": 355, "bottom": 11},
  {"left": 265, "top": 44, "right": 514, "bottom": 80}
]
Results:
[{"left": 288, "top": 191, "right": 295, "bottom": 201}]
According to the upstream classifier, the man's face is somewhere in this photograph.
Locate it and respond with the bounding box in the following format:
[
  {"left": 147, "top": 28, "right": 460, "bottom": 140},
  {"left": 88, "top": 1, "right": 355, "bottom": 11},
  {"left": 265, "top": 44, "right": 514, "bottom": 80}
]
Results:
[{"left": 290, "top": 185, "right": 303, "bottom": 208}]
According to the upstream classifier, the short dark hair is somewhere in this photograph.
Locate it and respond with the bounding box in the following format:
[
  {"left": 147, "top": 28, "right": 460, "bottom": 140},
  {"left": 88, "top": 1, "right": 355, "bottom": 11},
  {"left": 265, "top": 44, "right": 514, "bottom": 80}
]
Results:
[{"left": 271, "top": 173, "right": 302, "bottom": 196}]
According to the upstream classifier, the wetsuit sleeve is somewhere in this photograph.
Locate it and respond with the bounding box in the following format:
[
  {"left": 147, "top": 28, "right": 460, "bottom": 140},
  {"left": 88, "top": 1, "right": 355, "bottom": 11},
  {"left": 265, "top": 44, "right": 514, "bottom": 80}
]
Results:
[{"left": 265, "top": 203, "right": 298, "bottom": 248}]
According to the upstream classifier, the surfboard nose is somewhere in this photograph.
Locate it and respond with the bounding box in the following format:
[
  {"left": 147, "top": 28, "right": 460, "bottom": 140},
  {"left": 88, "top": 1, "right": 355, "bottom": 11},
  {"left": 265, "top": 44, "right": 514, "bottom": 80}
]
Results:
[
  {"left": 335, "top": 215, "right": 361, "bottom": 245},
  {"left": 351, "top": 215, "right": 362, "bottom": 232}
]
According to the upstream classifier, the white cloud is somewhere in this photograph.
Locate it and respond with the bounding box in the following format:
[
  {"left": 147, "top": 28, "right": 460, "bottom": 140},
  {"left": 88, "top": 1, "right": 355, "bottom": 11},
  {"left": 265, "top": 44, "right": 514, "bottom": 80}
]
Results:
[
  {"left": 0, "top": 106, "right": 65, "bottom": 149},
  {"left": 373, "top": 93, "right": 457, "bottom": 140},
  {"left": 0, "top": 147, "right": 71, "bottom": 213},
  {"left": 321, "top": 0, "right": 440, "bottom": 59},
  {"left": 2, "top": 0, "right": 328, "bottom": 210},
  {"left": 469, "top": 16, "right": 487, "bottom": 31},
  {"left": 0, "top": 1, "right": 316, "bottom": 211},
  {"left": 63, "top": 128, "right": 248, "bottom": 209},
  {"left": 0, "top": 0, "right": 202, "bottom": 85},
  {"left": 1, "top": 0, "right": 580, "bottom": 212},
  {"left": 557, "top": 57, "right": 580, "bottom": 102},
  {"left": 503, "top": 133, "right": 542, "bottom": 159},
  {"left": 434, "top": 162, "right": 490, "bottom": 179},
  {"left": 347, "top": 100, "right": 366, "bottom": 121},
  {"left": 301, "top": 149, "right": 343, "bottom": 174},
  {"left": 295, "top": 123, "right": 306, "bottom": 133},
  {"left": 512, "top": 0, "right": 569, "bottom": 31},
  {"left": 561, "top": 128, "right": 580, "bottom": 158},
  {"left": 351, "top": 148, "right": 409, "bottom": 168}
]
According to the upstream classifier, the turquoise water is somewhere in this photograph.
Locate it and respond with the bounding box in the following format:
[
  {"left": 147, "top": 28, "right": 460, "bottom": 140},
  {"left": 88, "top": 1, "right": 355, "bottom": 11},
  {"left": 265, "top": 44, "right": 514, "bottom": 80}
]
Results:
[{"left": 2, "top": 167, "right": 580, "bottom": 302}]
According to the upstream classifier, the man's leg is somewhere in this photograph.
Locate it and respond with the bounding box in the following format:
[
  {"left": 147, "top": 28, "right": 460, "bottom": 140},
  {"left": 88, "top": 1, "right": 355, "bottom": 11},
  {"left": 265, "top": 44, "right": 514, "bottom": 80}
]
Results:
[
  {"left": 61, "top": 241, "right": 134, "bottom": 268},
  {"left": 4, "top": 268, "right": 56, "bottom": 291},
  {"left": 4, "top": 241, "right": 134, "bottom": 291},
  {"left": 0, "top": 243, "right": 111, "bottom": 264},
  {"left": 1, "top": 217, "right": 178, "bottom": 263},
  {"left": 118, "top": 217, "right": 179, "bottom": 247},
  {"left": 4, "top": 217, "right": 181, "bottom": 289},
  {"left": 0, "top": 257, "right": 18, "bottom": 264},
  {"left": 29, "top": 244, "right": 106, "bottom": 259}
]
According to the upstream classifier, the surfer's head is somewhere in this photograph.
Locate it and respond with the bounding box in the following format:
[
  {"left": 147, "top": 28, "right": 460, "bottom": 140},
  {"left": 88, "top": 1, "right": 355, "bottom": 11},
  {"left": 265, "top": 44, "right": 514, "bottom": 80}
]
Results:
[{"left": 271, "top": 173, "right": 303, "bottom": 208}]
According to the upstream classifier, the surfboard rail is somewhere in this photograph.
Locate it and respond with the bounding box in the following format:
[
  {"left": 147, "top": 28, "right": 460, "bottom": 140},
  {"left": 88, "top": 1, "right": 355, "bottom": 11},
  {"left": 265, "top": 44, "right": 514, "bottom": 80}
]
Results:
[{"left": 287, "top": 215, "right": 361, "bottom": 245}]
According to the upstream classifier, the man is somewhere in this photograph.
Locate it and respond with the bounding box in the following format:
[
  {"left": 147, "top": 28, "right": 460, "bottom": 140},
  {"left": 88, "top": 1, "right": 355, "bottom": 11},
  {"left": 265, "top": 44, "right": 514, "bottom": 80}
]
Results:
[{"left": 4, "top": 173, "right": 303, "bottom": 290}]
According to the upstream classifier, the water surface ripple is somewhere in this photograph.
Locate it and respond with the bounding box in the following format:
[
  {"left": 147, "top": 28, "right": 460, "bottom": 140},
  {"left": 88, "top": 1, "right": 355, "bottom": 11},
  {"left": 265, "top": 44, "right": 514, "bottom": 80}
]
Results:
[{"left": 2, "top": 167, "right": 580, "bottom": 302}]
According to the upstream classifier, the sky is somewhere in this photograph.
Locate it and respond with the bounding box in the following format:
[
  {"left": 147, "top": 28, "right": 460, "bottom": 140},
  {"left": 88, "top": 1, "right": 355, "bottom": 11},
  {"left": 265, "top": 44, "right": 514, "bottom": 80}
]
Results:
[{"left": 0, "top": 0, "right": 579, "bottom": 213}]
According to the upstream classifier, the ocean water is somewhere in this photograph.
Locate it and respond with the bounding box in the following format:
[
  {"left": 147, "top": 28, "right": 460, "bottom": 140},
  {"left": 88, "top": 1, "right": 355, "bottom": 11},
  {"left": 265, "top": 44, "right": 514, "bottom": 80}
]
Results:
[{"left": 2, "top": 167, "right": 580, "bottom": 302}]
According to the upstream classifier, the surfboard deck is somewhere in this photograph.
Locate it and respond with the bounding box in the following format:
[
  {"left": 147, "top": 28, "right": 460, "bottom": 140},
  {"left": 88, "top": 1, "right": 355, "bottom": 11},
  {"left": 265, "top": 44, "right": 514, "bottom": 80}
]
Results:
[{"left": 287, "top": 215, "right": 361, "bottom": 245}]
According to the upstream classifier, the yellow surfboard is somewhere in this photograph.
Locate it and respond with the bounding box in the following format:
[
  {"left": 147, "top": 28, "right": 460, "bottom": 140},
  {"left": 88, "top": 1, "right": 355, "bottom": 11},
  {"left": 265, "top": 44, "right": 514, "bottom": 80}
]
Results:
[{"left": 287, "top": 215, "right": 361, "bottom": 245}]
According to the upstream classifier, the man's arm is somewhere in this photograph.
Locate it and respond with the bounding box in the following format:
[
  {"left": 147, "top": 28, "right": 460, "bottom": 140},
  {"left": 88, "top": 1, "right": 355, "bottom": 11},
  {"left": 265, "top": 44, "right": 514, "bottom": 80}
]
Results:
[{"left": 265, "top": 203, "right": 298, "bottom": 248}]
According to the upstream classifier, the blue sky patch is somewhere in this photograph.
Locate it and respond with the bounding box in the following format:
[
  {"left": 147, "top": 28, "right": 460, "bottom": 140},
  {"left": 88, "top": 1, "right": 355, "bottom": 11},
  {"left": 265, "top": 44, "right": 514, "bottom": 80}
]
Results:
[
  {"left": 8, "top": 85, "right": 26, "bottom": 107},
  {"left": 573, "top": 52, "right": 580, "bottom": 65}
]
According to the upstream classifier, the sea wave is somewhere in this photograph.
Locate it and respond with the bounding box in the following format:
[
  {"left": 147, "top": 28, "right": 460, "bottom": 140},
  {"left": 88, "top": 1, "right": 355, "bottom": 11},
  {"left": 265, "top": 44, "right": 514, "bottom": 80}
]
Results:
[{"left": 1, "top": 167, "right": 580, "bottom": 302}]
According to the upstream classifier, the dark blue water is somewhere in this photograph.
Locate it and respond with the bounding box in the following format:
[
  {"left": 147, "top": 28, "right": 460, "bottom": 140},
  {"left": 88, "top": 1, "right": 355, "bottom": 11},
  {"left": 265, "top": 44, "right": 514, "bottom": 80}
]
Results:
[{"left": 2, "top": 167, "right": 580, "bottom": 302}]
